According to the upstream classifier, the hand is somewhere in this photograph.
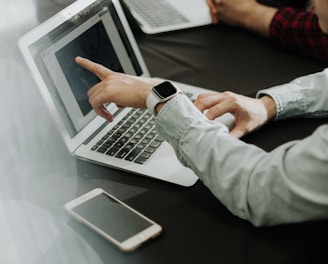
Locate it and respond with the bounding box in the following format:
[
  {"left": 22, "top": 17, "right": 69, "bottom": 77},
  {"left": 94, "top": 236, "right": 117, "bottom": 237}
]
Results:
[
  {"left": 194, "top": 92, "right": 276, "bottom": 138},
  {"left": 206, "top": 0, "right": 257, "bottom": 26},
  {"left": 206, "top": 0, "right": 277, "bottom": 36},
  {"left": 75, "top": 57, "right": 161, "bottom": 122}
]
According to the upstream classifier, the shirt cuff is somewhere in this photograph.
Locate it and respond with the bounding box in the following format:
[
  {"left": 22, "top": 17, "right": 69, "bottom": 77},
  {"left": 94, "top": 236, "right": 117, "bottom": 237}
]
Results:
[{"left": 256, "top": 83, "right": 304, "bottom": 120}]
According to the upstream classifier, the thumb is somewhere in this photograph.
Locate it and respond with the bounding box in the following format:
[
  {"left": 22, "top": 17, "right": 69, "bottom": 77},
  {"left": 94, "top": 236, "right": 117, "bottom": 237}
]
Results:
[{"left": 75, "top": 56, "right": 112, "bottom": 80}]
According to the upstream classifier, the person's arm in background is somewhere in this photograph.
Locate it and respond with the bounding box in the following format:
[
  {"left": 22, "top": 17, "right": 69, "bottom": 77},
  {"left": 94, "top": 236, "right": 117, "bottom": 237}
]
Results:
[
  {"left": 206, "top": 0, "right": 277, "bottom": 36},
  {"left": 206, "top": 0, "right": 328, "bottom": 61},
  {"left": 269, "top": 7, "right": 328, "bottom": 61}
]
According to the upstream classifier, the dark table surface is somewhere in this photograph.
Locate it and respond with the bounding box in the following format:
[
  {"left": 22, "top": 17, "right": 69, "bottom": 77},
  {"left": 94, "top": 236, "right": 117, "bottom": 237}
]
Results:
[{"left": 1, "top": 1, "right": 328, "bottom": 264}]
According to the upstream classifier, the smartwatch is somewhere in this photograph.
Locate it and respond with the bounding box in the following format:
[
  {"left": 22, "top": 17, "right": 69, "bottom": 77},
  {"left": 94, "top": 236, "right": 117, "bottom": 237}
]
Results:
[{"left": 146, "top": 81, "right": 180, "bottom": 115}]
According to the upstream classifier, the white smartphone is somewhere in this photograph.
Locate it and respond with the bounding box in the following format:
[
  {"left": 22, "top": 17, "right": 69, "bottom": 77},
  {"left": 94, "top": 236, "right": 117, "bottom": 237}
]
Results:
[{"left": 64, "top": 188, "right": 162, "bottom": 251}]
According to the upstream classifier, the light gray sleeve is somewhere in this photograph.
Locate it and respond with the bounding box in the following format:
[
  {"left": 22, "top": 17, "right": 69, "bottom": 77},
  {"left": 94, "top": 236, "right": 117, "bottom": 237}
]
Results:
[
  {"left": 257, "top": 68, "right": 328, "bottom": 120},
  {"left": 156, "top": 94, "right": 328, "bottom": 226}
]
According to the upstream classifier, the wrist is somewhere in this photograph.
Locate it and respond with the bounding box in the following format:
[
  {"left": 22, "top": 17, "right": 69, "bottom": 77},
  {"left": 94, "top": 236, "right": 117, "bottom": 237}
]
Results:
[
  {"left": 260, "top": 95, "right": 277, "bottom": 122},
  {"left": 243, "top": 3, "right": 278, "bottom": 36},
  {"left": 138, "top": 78, "right": 162, "bottom": 108},
  {"left": 155, "top": 102, "right": 166, "bottom": 114},
  {"left": 146, "top": 81, "right": 181, "bottom": 115}
]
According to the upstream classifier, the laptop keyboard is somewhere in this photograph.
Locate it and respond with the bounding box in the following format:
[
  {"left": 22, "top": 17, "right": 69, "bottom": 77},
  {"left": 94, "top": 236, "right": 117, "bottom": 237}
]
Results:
[
  {"left": 91, "top": 91, "right": 194, "bottom": 164},
  {"left": 124, "top": 0, "right": 189, "bottom": 28},
  {"left": 91, "top": 108, "right": 164, "bottom": 164}
]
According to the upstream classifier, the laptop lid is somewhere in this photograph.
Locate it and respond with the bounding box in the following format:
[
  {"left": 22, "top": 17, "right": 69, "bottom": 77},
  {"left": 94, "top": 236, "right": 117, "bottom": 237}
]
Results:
[{"left": 19, "top": 0, "right": 151, "bottom": 153}]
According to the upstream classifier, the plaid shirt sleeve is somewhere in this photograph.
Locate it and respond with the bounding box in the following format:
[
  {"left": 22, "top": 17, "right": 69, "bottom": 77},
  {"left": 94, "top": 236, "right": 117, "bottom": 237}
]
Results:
[{"left": 269, "top": 7, "right": 328, "bottom": 62}]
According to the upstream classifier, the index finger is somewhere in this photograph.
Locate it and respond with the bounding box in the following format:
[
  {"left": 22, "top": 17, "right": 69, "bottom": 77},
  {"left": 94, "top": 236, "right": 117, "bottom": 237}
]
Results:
[{"left": 75, "top": 56, "right": 112, "bottom": 80}]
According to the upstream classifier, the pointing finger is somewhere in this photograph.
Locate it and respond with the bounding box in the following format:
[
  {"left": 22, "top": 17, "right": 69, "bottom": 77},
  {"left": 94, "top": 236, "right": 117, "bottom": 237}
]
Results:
[{"left": 75, "top": 56, "right": 112, "bottom": 80}]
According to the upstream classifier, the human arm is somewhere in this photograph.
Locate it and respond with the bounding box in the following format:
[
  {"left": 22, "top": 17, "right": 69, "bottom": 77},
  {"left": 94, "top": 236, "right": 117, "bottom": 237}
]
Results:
[
  {"left": 157, "top": 94, "right": 328, "bottom": 226},
  {"left": 269, "top": 7, "right": 328, "bottom": 62},
  {"left": 257, "top": 68, "right": 328, "bottom": 120},
  {"left": 194, "top": 68, "right": 328, "bottom": 138},
  {"left": 75, "top": 57, "right": 161, "bottom": 122},
  {"left": 76, "top": 57, "right": 328, "bottom": 226},
  {"left": 183, "top": 69, "right": 328, "bottom": 225},
  {"left": 76, "top": 56, "right": 275, "bottom": 139},
  {"left": 206, "top": 0, "right": 328, "bottom": 61}
]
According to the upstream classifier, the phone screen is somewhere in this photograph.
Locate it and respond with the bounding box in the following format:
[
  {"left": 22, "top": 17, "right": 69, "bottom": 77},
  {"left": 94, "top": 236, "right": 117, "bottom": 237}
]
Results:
[{"left": 72, "top": 193, "right": 153, "bottom": 242}]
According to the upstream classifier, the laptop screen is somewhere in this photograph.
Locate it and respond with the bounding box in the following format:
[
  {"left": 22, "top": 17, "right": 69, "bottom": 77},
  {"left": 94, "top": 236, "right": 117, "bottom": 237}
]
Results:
[{"left": 27, "top": 0, "right": 143, "bottom": 138}]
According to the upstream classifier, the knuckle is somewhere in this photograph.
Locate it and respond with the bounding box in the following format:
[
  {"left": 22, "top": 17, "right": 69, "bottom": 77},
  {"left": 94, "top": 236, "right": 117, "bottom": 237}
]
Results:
[
  {"left": 221, "top": 91, "right": 234, "bottom": 97},
  {"left": 195, "top": 95, "right": 208, "bottom": 108},
  {"left": 196, "top": 94, "right": 206, "bottom": 100},
  {"left": 222, "top": 91, "right": 238, "bottom": 101}
]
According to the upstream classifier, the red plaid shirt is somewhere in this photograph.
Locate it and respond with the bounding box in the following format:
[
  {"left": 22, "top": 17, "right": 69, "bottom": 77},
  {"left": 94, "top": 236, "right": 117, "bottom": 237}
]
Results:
[{"left": 269, "top": 7, "right": 328, "bottom": 62}]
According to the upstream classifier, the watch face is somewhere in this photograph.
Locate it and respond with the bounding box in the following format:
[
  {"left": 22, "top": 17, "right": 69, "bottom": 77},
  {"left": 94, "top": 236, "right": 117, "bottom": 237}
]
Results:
[{"left": 153, "top": 81, "right": 177, "bottom": 99}]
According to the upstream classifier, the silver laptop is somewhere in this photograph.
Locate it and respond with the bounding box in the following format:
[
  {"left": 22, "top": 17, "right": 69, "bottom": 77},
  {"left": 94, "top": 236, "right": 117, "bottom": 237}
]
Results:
[
  {"left": 122, "top": 0, "right": 212, "bottom": 34},
  {"left": 19, "top": 0, "right": 232, "bottom": 187}
]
